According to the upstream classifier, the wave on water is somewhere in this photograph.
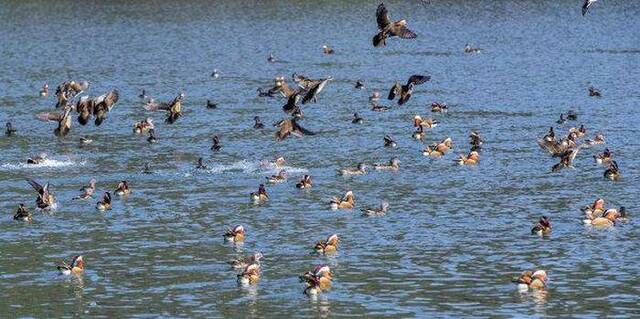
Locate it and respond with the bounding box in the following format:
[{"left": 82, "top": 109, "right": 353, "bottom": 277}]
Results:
[
  {"left": 0, "top": 158, "right": 86, "bottom": 171},
  {"left": 201, "top": 160, "right": 308, "bottom": 175}
]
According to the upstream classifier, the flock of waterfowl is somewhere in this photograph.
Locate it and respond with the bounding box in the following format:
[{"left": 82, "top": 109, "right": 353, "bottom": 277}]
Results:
[{"left": 5, "top": 0, "right": 617, "bottom": 298}]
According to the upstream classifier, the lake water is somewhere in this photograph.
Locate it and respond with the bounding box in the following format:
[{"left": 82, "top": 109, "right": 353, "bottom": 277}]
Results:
[{"left": 1, "top": 0, "right": 640, "bottom": 317}]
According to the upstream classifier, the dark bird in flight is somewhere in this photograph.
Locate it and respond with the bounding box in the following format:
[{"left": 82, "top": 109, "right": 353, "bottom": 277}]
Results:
[
  {"left": 388, "top": 75, "right": 430, "bottom": 105},
  {"left": 373, "top": 3, "right": 417, "bottom": 47}
]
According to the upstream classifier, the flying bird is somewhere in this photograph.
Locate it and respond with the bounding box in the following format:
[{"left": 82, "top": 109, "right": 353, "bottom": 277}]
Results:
[
  {"left": 388, "top": 75, "right": 430, "bottom": 105},
  {"left": 582, "top": 0, "right": 598, "bottom": 16},
  {"left": 36, "top": 106, "right": 73, "bottom": 137},
  {"left": 373, "top": 3, "right": 417, "bottom": 47},
  {"left": 274, "top": 118, "right": 315, "bottom": 141}
]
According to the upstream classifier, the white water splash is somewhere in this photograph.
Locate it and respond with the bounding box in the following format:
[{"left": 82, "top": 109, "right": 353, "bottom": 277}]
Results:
[
  {"left": 1, "top": 158, "right": 85, "bottom": 171},
  {"left": 203, "top": 160, "right": 308, "bottom": 175}
]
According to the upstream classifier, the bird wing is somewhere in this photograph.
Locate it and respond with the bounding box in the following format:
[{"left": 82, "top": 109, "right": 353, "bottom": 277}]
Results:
[
  {"left": 283, "top": 93, "right": 299, "bottom": 112},
  {"left": 144, "top": 101, "right": 170, "bottom": 111},
  {"left": 301, "top": 78, "right": 330, "bottom": 104},
  {"left": 388, "top": 82, "right": 401, "bottom": 100},
  {"left": 391, "top": 26, "right": 417, "bottom": 39},
  {"left": 376, "top": 3, "right": 391, "bottom": 29},
  {"left": 407, "top": 75, "right": 430, "bottom": 86},
  {"left": 26, "top": 178, "right": 44, "bottom": 194},
  {"left": 36, "top": 111, "right": 63, "bottom": 122},
  {"left": 292, "top": 119, "right": 315, "bottom": 136}
]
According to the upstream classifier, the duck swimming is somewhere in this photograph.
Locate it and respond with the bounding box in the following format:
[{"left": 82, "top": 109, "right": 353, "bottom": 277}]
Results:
[
  {"left": 322, "top": 45, "right": 334, "bottom": 55},
  {"left": 593, "top": 148, "right": 612, "bottom": 165},
  {"left": 79, "top": 137, "right": 93, "bottom": 145},
  {"left": 584, "top": 207, "right": 627, "bottom": 227},
  {"left": 5, "top": 122, "right": 17, "bottom": 136},
  {"left": 57, "top": 255, "right": 84, "bottom": 276},
  {"left": 26, "top": 153, "right": 47, "bottom": 164},
  {"left": 237, "top": 263, "right": 260, "bottom": 285},
  {"left": 261, "top": 156, "right": 286, "bottom": 169},
  {"left": 13, "top": 204, "right": 32, "bottom": 222},
  {"left": 556, "top": 113, "right": 566, "bottom": 124},
  {"left": 423, "top": 137, "right": 453, "bottom": 157},
  {"left": 369, "top": 90, "right": 381, "bottom": 103},
  {"left": 204, "top": 99, "right": 217, "bottom": 109},
  {"left": 603, "top": 160, "right": 620, "bottom": 181},
  {"left": 431, "top": 102, "right": 448, "bottom": 113},
  {"left": 147, "top": 129, "right": 158, "bottom": 143},
  {"left": 585, "top": 133, "right": 605, "bottom": 146},
  {"left": 115, "top": 180, "right": 131, "bottom": 196},
  {"left": 96, "top": 192, "right": 112, "bottom": 211},
  {"left": 588, "top": 86, "right": 601, "bottom": 97},
  {"left": 566, "top": 110, "right": 578, "bottom": 121},
  {"left": 513, "top": 270, "right": 548, "bottom": 291},
  {"left": 296, "top": 175, "right": 313, "bottom": 189},
  {"left": 314, "top": 234, "right": 339, "bottom": 254},
  {"left": 196, "top": 157, "right": 207, "bottom": 170},
  {"left": 253, "top": 116, "right": 265, "bottom": 129},
  {"left": 211, "top": 135, "right": 222, "bottom": 151},
  {"left": 413, "top": 115, "right": 438, "bottom": 129},
  {"left": 464, "top": 43, "right": 481, "bottom": 53},
  {"left": 339, "top": 163, "right": 367, "bottom": 176},
  {"left": 412, "top": 125, "right": 425, "bottom": 140},
  {"left": 230, "top": 252, "right": 263, "bottom": 270},
  {"left": 388, "top": 74, "right": 430, "bottom": 105},
  {"left": 26, "top": 178, "right": 56, "bottom": 210},
  {"left": 355, "top": 80, "right": 365, "bottom": 90},
  {"left": 531, "top": 216, "right": 552, "bottom": 236},
  {"left": 74, "top": 178, "right": 96, "bottom": 200},
  {"left": 211, "top": 69, "right": 220, "bottom": 78},
  {"left": 469, "top": 130, "right": 483, "bottom": 152},
  {"left": 374, "top": 158, "right": 400, "bottom": 170},
  {"left": 40, "top": 83, "right": 49, "bottom": 97},
  {"left": 267, "top": 53, "right": 276, "bottom": 63},
  {"left": 133, "top": 118, "right": 154, "bottom": 134},
  {"left": 371, "top": 101, "right": 390, "bottom": 112},
  {"left": 384, "top": 135, "right": 397, "bottom": 148},
  {"left": 301, "top": 265, "right": 334, "bottom": 295},
  {"left": 352, "top": 113, "right": 364, "bottom": 124},
  {"left": 456, "top": 151, "right": 480, "bottom": 165},
  {"left": 330, "top": 191, "right": 355, "bottom": 210},
  {"left": 267, "top": 170, "right": 288, "bottom": 183},
  {"left": 250, "top": 184, "right": 269, "bottom": 202},
  {"left": 361, "top": 201, "right": 389, "bottom": 217},
  {"left": 372, "top": 3, "right": 417, "bottom": 47},
  {"left": 224, "top": 225, "right": 246, "bottom": 242}
]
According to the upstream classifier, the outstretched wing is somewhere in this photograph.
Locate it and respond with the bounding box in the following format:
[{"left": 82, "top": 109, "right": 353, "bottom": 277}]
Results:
[
  {"left": 376, "top": 3, "right": 391, "bottom": 29},
  {"left": 292, "top": 119, "right": 315, "bottom": 136},
  {"left": 388, "top": 82, "right": 401, "bottom": 100},
  {"left": 36, "top": 112, "right": 63, "bottom": 122},
  {"left": 26, "top": 178, "right": 44, "bottom": 193},
  {"left": 407, "top": 75, "right": 430, "bottom": 86}
]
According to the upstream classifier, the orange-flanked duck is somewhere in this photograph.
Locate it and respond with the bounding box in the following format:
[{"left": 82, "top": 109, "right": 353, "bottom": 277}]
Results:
[
  {"left": 224, "top": 225, "right": 246, "bottom": 242},
  {"left": 74, "top": 178, "right": 96, "bottom": 200},
  {"left": 250, "top": 184, "right": 269, "bottom": 202},
  {"left": 531, "top": 216, "right": 551, "bottom": 236},
  {"left": 330, "top": 191, "right": 355, "bottom": 210},
  {"left": 296, "top": 175, "right": 313, "bottom": 189},
  {"left": 322, "top": 45, "right": 334, "bottom": 55},
  {"left": 237, "top": 263, "right": 260, "bottom": 285},
  {"left": 413, "top": 115, "right": 438, "bottom": 128},
  {"left": 513, "top": 270, "right": 547, "bottom": 291},
  {"left": 13, "top": 204, "right": 32, "bottom": 222},
  {"left": 96, "top": 192, "right": 112, "bottom": 211},
  {"left": 300, "top": 264, "right": 334, "bottom": 295},
  {"left": 133, "top": 118, "right": 154, "bottom": 134},
  {"left": 456, "top": 151, "right": 479, "bottom": 165},
  {"left": 57, "top": 255, "right": 84, "bottom": 275},
  {"left": 423, "top": 137, "right": 453, "bottom": 157},
  {"left": 115, "top": 180, "right": 131, "bottom": 196},
  {"left": 314, "top": 234, "right": 339, "bottom": 254}
]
